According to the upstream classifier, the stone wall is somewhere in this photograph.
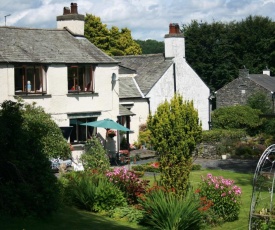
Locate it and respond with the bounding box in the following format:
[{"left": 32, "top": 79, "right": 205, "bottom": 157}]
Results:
[{"left": 216, "top": 77, "right": 272, "bottom": 108}]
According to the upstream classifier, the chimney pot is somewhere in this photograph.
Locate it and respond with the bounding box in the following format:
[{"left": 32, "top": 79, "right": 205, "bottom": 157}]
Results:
[
  {"left": 169, "top": 23, "right": 180, "bottom": 34},
  {"left": 63, "top": 7, "right": 70, "bottom": 15},
  {"left": 70, "top": 3, "right": 78, "bottom": 14}
]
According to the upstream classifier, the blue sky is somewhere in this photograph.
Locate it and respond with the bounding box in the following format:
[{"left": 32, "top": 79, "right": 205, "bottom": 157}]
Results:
[{"left": 1, "top": 0, "right": 275, "bottom": 41}]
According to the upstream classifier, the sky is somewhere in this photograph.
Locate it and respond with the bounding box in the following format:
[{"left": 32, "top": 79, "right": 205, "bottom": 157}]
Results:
[{"left": 1, "top": 0, "right": 275, "bottom": 41}]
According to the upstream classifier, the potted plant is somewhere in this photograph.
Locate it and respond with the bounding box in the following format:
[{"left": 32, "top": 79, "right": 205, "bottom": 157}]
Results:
[{"left": 107, "top": 129, "right": 116, "bottom": 138}]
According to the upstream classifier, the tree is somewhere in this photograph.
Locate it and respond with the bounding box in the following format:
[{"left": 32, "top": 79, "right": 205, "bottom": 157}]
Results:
[
  {"left": 246, "top": 92, "right": 272, "bottom": 114},
  {"left": 84, "top": 14, "right": 142, "bottom": 56},
  {"left": 135, "top": 39, "right": 164, "bottom": 54},
  {"left": 211, "top": 105, "right": 262, "bottom": 134},
  {"left": 0, "top": 100, "right": 70, "bottom": 217},
  {"left": 183, "top": 16, "right": 275, "bottom": 91},
  {"left": 147, "top": 94, "right": 202, "bottom": 195}
]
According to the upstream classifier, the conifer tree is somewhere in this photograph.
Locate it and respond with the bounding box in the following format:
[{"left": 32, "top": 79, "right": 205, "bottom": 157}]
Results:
[{"left": 148, "top": 94, "right": 202, "bottom": 196}]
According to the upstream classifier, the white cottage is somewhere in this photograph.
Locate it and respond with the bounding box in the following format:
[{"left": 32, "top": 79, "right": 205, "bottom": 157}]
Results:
[
  {"left": 116, "top": 23, "right": 210, "bottom": 144},
  {"left": 0, "top": 3, "right": 123, "bottom": 153}
]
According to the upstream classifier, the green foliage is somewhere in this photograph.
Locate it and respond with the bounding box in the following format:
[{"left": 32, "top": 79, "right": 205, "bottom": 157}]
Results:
[
  {"left": 148, "top": 94, "right": 202, "bottom": 195},
  {"left": 196, "top": 174, "right": 242, "bottom": 223},
  {"left": 135, "top": 39, "right": 164, "bottom": 54},
  {"left": 136, "top": 123, "right": 152, "bottom": 149},
  {"left": 84, "top": 14, "right": 142, "bottom": 56},
  {"left": 0, "top": 100, "right": 67, "bottom": 217},
  {"left": 139, "top": 188, "right": 203, "bottom": 230},
  {"left": 61, "top": 171, "right": 127, "bottom": 212},
  {"left": 202, "top": 129, "right": 247, "bottom": 143},
  {"left": 211, "top": 105, "right": 262, "bottom": 133},
  {"left": 234, "top": 141, "right": 265, "bottom": 159},
  {"left": 183, "top": 15, "right": 275, "bottom": 91},
  {"left": 246, "top": 92, "right": 272, "bottom": 114},
  {"left": 81, "top": 137, "right": 110, "bottom": 173},
  {"left": 106, "top": 167, "right": 149, "bottom": 205},
  {"left": 108, "top": 206, "right": 145, "bottom": 223}
]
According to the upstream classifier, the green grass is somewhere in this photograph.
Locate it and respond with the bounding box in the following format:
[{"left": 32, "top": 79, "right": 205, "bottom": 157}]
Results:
[
  {"left": 0, "top": 169, "right": 254, "bottom": 230},
  {"left": 0, "top": 206, "right": 147, "bottom": 230}
]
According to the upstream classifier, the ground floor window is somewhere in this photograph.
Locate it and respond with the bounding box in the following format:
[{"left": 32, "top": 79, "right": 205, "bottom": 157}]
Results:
[
  {"left": 14, "top": 65, "right": 47, "bottom": 94},
  {"left": 70, "top": 118, "right": 96, "bottom": 143}
]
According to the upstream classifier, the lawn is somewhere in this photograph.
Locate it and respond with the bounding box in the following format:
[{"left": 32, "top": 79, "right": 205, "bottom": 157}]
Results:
[
  {"left": 0, "top": 169, "right": 254, "bottom": 230},
  {"left": 190, "top": 169, "right": 254, "bottom": 230}
]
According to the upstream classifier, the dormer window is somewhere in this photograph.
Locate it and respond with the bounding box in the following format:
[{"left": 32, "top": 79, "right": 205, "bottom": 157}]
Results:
[
  {"left": 14, "top": 65, "right": 47, "bottom": 95},
  {"left": 68, "top": 65, "right": 96, "bottom": 93}
]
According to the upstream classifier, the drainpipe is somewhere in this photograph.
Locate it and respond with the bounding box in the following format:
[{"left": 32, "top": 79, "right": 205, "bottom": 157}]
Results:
[{"left": 173, "top": 63, "right": 176, "bottom": 93}]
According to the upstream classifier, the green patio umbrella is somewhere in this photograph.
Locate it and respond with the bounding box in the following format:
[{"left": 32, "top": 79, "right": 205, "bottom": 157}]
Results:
[{"left": 80, "top": 118, "right": 132, "bottom": 132}]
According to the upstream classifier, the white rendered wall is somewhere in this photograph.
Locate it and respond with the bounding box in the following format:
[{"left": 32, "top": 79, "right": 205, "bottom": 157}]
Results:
[
  {"left": 120, "top": 98, "right": 149, "bottom": 144},
  {"left": 57, "top": 20, "right": 84, "bottom": 35},
  {"left": 147, "top": 57, "right": 210, "bottom": 130},
  {"left": 165, "top": 37, "right": 185, "bottom": 59},
  {"left": 0, "top": 63, "right": 119, "bottom": 132}
]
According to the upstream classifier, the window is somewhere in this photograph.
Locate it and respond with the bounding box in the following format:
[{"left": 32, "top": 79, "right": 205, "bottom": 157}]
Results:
[
  {"left": 14, "top": 65, "right": 47, "bottom": 94},
  {"left": 70, "top": 118, "right": 96, "bottom": 143},
  {"left": 68, "top": 65, "right": 96, "bottom": 93}
]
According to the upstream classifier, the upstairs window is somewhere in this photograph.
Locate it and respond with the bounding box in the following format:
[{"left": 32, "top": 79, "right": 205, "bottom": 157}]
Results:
[
  {"left": 14, "top": 65, "right": 47, "bottom": 94},
  {"left": 68, "top": 65, "right": 96, "bottom": 93}
]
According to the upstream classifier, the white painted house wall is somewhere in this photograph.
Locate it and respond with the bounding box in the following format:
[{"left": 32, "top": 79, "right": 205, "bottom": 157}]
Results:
[{"left": 0, "top": 63, "right": 120, "bottom": 143}]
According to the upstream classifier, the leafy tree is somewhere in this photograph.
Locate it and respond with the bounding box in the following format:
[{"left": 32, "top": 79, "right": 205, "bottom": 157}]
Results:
[
  {"left": 84, "top": 14, "right": 142, "bottom": 56},
  {"left": 246, "top": 92, "right": 272, "bottom": 114},
  {"left": 135, "top": 39, "right": 164, "bottom": 54},
  {"left": 183, "top": 15, "right": 275, "bottom": 91},
  {"left": 81, "top": 136, "right": 110, "bottom": 173},
  {"left": 0, "top": 100, "right": 70, "bottom": 217},
  {"left": 211, "top": 105, "right": 262, "bottom": 134},
  {"left": 147, "top": 94, "right": 202, "bottom": 196}
]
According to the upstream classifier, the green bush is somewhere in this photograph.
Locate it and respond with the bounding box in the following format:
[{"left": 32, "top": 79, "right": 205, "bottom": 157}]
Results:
[
  {"left": 81, "top": 137, "right": 110, "bottom": 173},
  {"left": 62, "top": 171, "right": 127, "bottom": 212},
  {"left": 191, "top": 164, "right": 202, "bottom": 171},
  {"left": 139, "top": 188, "right": 203, "bottom": 230},
  {"left": 196, "top": 173, "right": 242, "bottom": 223},
  {"left": 202, "top": 129, "right": 247, "bottom": 143},
  {"left": 0, "top": 100, "right": 68, "bottom": 217},
  {"left": 108, "top": 206, "right": 145, "bottom": 223},
  {"left": 106, "top": 167, "right": 150, "bottom": 205},
  {"left": 211, "top": 105, "right": 262, "bottom": 134}
]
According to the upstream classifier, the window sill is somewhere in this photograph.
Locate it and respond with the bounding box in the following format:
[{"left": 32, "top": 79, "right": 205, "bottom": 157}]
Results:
[
  {"left": 15, "top": 91, "right": 49, "bottom": 96},
  {"left": 67, "top": 91, "right": 99, "bottom": 96}
]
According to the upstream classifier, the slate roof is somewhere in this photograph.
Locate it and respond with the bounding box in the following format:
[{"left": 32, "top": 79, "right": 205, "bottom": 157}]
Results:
[
  {"left": 115, "top": 54, "right": 173, "bottom": 95},
  {"left": 119, "top": 104, "right": 135, "bottom": 116},
  {"left": 249, "top": 74, "right": 275, "bottom": 92},
  {"left": 119, "top": 77, "right": 142, "bottom": 99},
  {"left": 0, "top": 26, "right": 118, "bottom": 64}
]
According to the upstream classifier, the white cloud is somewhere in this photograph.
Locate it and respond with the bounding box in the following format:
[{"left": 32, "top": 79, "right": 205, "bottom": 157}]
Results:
[{"left": 1, "top": 0, "right": 275, "bottom": 40}]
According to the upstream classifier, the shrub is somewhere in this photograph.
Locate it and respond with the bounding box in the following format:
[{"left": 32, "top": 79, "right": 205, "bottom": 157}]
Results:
[
  {"left": 202, "top": 129, "right": 247, "bottom": 143},
  {"left": 211, "top": 105, "right": 262, "bottom": 135},
  {"left": 139, "top": 188, "right": 203, "bottom": 230},
  {"left": 0, "top": 100, "right": 68, "bottom": 217},
  {"left": 108, "top": 206, "right": 145, "bottom": 223},
  {"left": 106, "top": 167, "right": 149, "bottom": 204},
  {"left": 191, "top": 164, "right": 202, "bottom": 171},
  {"left": 81, "top": 137, "right": 110, "bottom": 173},
  {"left": 62, "top": 171, "right": 127, "bottom": 212},
  {"left": 196, "top": 173, "right": 242, "bottom": 223}
]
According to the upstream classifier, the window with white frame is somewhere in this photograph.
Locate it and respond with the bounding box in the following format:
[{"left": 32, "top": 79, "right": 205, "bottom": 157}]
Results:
[
  {"left": 68, "top": 65, "right": 96, "bottom": 93},
  {"left": 14, "top": 65, "right": 47, "bottom": 94}
]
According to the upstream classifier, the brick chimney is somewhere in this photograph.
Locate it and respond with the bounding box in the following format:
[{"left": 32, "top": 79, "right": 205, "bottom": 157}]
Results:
[
  {"left": 169, "top": 23, "right": 180, "bottom": 34},
  {"left": 56, "top": 3, "right": 84, "bottom": 36},
  {"left": 70, "top": 3, "right": 78, "bottom": 14},
  {"left": 164, "top": 23, "right": 185, "bottom": 59}
]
